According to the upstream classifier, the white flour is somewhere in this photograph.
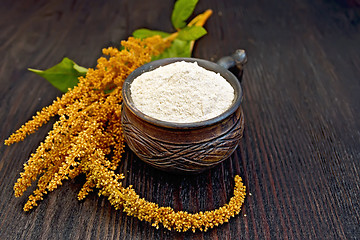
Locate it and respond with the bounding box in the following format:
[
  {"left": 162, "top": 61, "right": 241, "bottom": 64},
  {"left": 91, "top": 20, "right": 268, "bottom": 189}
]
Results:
[{"left": 130, "top": 61, "right": 234, "bottom": 123}]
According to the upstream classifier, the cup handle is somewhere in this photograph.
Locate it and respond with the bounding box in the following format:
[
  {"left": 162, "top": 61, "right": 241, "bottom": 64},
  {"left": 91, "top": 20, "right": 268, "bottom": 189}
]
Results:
[{"left": 216, "top": 49, "right": 247, "bottom": 83}]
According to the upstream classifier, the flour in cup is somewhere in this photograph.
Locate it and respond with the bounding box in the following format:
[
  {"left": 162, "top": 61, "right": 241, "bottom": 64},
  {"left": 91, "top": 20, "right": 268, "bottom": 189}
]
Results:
[{"left": 130, "top": 61, "right": 234, "bottom": 123}]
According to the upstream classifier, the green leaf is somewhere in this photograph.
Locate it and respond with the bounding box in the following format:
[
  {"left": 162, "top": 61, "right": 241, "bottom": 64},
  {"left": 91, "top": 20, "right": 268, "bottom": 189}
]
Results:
[
  {"left": 28, "top": 57, "right": 87, "bottom": 93},
  {"left": 152, "top": 39, "right": 191, "bottom": 61},
  {"left": 73, "top": 64, "right": 88, "bottom": 74},
  {"left": 132, "top": 28, "right": 170, "bottom": 39},
  {"left": 171, "top": 0, "right": 198, "bottom": 29},
  {"left": 177, "top": 26, "right": 207, "bottom": 41}
]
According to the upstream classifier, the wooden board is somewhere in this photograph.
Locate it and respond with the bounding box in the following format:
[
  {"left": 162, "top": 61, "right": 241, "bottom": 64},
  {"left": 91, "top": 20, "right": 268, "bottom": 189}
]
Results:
[{"left": 0, "top": 0, "right": 359, "bottom": 239}]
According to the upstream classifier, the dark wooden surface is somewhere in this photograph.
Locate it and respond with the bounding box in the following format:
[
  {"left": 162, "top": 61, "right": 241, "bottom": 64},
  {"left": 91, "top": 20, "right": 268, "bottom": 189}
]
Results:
[{"left": 1, "top": 0, "right": 359, "bottom": 239}]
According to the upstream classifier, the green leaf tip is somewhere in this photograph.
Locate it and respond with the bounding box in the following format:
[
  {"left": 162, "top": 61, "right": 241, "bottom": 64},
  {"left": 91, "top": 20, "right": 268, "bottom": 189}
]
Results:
[
  {"left": 177, "top": 26, "right": 207, "bottom": 41},
  {"left": 28, "top": 57, "right": 88, "bottom": 93},
  {"left": 132, "top": 28, "right": 170, "bottom": 39},
  {"left": 171, "top": 0, "right": 199, "bottom": 29},
  {"left": 73, "top": 64, "right": 88, "bottom": 74}
]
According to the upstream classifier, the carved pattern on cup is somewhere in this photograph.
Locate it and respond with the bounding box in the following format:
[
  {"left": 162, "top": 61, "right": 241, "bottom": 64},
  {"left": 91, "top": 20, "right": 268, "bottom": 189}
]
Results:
[{"left": 121, "top": 108, "right": 245, "bottom": 173}]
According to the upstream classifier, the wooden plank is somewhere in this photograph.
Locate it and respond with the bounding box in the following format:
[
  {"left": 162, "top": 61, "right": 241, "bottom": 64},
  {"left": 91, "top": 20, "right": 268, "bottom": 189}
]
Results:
[{"left": 0, "top": 0, "right": 359, "bottom": 239}]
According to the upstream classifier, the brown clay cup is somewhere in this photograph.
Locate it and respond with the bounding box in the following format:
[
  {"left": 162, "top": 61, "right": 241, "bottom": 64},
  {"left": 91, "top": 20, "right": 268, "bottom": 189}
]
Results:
[{"left": 121, "top": 57, "right": 245, "bottom": 174}]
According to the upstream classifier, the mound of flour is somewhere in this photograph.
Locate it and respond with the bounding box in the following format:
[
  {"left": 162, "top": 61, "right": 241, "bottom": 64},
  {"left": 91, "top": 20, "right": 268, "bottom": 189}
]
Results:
[{"left": 130, "top": 61, "right": 234, "bottom": 123}]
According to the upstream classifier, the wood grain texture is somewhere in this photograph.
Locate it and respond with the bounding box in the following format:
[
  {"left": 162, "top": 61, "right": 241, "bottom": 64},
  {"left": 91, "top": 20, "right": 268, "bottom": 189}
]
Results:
[{"left": 0, "top": 0, "right": 359, "bottom": 239}]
